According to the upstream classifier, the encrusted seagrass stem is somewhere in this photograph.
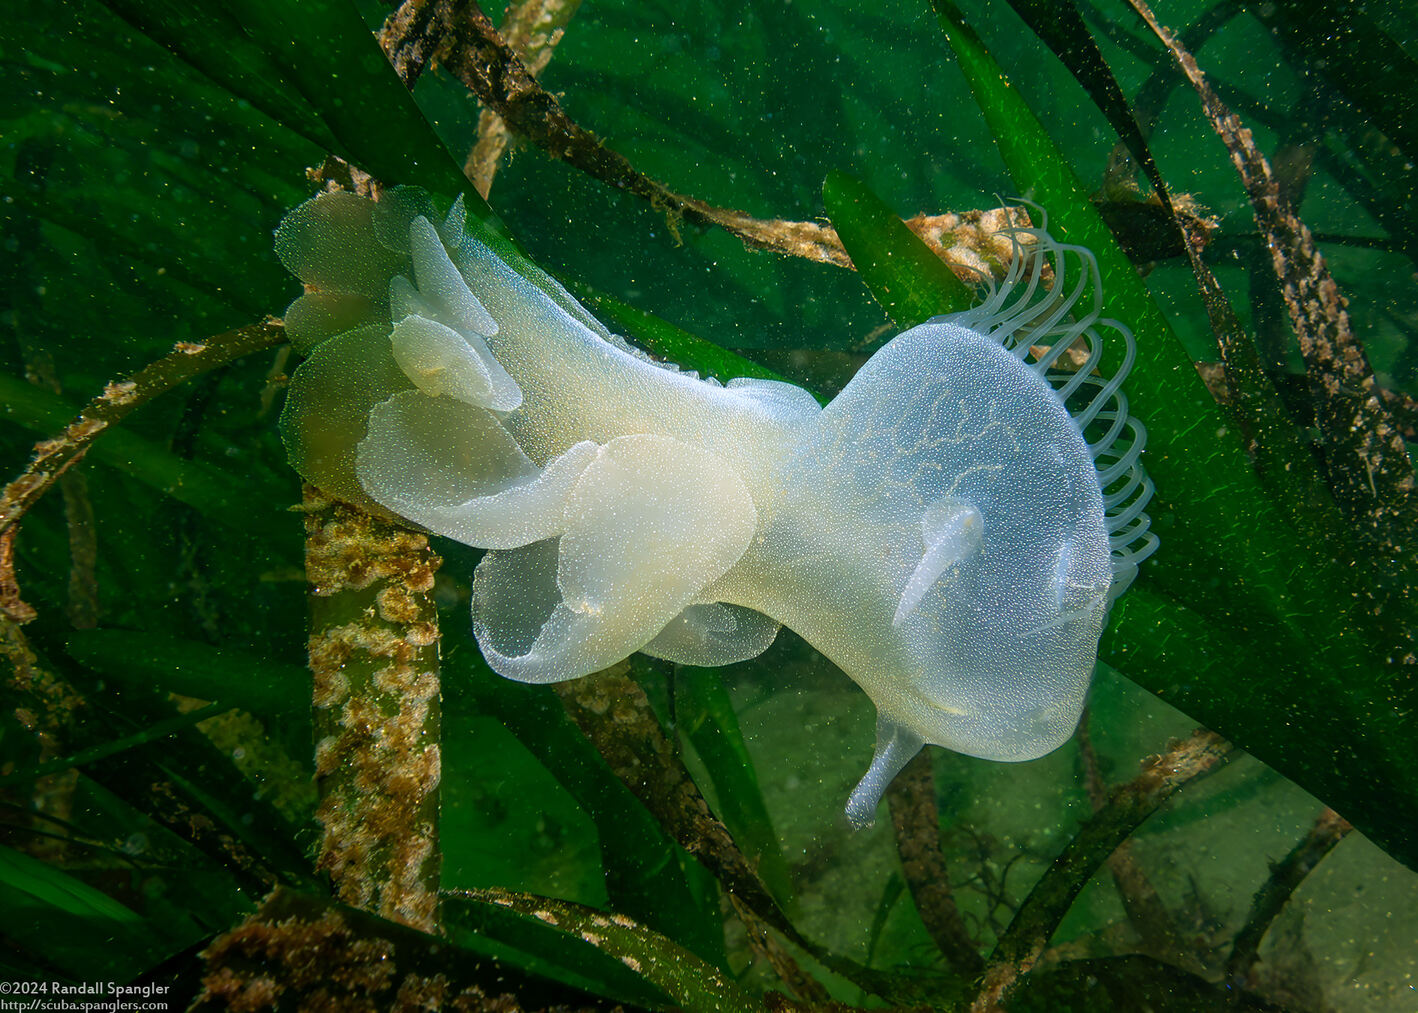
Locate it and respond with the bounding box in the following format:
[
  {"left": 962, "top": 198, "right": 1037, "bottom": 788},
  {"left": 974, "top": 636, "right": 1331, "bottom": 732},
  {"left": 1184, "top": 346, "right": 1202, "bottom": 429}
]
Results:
[{"left": 302, "top": 485, "right": 443, "bottom": 932}]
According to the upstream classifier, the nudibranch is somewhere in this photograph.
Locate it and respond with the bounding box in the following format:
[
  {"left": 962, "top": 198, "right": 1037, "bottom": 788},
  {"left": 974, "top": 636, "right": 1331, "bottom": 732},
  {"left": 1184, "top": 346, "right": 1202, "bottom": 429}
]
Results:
[{"left": 276, "top": 187, "right": 1158, "bottom": 826}]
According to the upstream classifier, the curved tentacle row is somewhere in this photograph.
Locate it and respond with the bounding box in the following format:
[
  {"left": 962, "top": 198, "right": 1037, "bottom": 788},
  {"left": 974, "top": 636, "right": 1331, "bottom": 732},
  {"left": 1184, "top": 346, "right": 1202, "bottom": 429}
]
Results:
[
  {"left": 944, "top": 224, "right": 1159, "bottom": 596},
  {"left": 276, "top": 188, "right": 1157, "bottom": 828}
]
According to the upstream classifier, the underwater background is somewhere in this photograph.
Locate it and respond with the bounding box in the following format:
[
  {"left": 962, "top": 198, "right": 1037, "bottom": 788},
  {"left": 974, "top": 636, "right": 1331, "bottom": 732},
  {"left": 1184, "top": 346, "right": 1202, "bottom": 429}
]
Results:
[{"left": 2, "top": 0, "right": 1416, "bottom": 1009}]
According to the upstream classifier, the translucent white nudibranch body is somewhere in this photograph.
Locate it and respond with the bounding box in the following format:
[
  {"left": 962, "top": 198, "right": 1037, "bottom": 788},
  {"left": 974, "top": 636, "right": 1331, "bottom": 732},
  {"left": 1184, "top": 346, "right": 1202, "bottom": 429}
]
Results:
[{"left": 276, "top": 188, "right": 1158, "bottom": 827}]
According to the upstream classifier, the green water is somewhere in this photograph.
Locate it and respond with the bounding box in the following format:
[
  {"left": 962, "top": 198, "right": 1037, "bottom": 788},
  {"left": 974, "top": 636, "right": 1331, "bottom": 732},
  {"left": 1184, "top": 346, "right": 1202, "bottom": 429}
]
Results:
[{"left": 2, "top": 0, "right": 1415, "bottom": 1009}]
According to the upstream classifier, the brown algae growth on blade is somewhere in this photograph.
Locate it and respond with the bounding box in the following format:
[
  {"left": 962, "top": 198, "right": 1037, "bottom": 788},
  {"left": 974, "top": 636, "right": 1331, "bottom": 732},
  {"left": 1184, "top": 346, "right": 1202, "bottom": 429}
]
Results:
[{"left": 276, "top": 187, "right": 1155, "bottom": 826}]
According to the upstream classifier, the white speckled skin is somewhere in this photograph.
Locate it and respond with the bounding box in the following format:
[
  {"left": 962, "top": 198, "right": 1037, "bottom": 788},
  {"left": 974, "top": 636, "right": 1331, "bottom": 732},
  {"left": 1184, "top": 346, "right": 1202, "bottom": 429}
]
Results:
[{"left": 277, "top": 189, "right": 1139, "bottom": 826}]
